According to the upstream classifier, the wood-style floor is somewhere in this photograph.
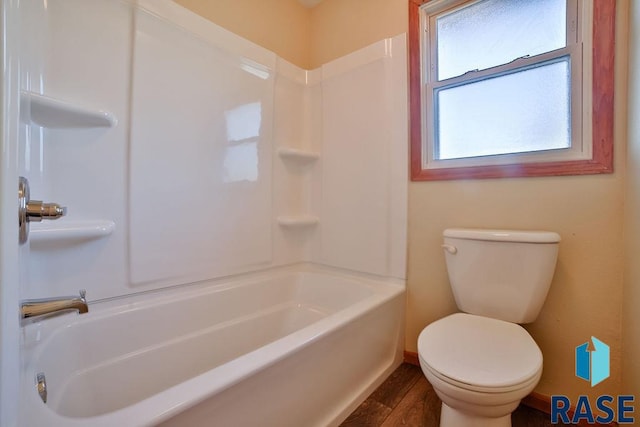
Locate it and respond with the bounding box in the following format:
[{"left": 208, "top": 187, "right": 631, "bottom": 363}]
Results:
[{"left": 340, "top": 363, "right": 567, "bottom": 427}]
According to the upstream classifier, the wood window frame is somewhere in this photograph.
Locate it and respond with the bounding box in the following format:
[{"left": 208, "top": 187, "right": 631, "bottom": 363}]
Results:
[{"left": 409, "top": 0, "right": 615, "bottom": 181}]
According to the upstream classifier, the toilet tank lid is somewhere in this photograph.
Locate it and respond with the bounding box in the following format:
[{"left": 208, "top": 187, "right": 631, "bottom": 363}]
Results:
[{"left": 443, "top": 228, "right": 561, "bottom": 243}]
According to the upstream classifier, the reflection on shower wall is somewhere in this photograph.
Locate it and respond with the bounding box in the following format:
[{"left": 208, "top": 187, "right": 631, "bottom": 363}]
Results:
[{"left": 224, "top": 102, "right": 261, "bottom": 183}]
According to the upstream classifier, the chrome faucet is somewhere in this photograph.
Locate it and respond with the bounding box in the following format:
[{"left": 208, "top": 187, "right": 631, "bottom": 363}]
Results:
[{"left": 21, "top": 290, "right": 88, "bottom": 320}]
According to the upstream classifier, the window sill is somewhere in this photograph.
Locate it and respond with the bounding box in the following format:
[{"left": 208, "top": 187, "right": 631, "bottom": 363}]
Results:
[{"left": 412, "top": 158, "right": 614, "bottom": 181}]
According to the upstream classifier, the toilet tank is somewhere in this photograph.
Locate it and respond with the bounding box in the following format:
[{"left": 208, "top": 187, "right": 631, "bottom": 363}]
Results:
[{"left": 443, "top": 228, "right": 560, "bottom": 324}]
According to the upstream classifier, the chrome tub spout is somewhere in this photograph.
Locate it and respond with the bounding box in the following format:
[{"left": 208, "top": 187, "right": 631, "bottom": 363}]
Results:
[{"left": 21, "top": 290, "right": 88, "bottom": 320}]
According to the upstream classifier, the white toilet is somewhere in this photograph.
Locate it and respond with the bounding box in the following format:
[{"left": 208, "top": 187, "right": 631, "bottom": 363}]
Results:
[{"left": 418, "top": 228, "right": 560, "bottom": 427}]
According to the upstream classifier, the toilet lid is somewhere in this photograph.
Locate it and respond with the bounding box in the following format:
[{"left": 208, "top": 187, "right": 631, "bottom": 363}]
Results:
[{"left": 418, "top": 313, "right": 542, "bottom": 389}]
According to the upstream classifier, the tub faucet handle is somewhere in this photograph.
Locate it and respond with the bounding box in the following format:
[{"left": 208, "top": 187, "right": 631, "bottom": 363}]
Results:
[{"left": 18, "top": 176, "right": 68, "bottom": 244}]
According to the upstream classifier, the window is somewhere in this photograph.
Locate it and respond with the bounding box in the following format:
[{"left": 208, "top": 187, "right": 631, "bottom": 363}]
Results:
[{"left": 409, "top": 0, "right": 615, "bottom": 180}]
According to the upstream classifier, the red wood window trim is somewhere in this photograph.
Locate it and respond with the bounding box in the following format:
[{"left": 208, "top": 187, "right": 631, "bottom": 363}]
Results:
[{"left": 409, "top": 0, "right": 615, "bottom": 181}]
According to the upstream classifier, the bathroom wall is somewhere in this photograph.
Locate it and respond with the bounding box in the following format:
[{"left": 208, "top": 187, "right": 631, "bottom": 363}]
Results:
[
  {"left": 273, "top": 35, "right": 409, "bottom": 279},
  {"left": 173, "top": 0, "right": 311, "bottom": 69},
  {"left": 309, "top": 0, "right": 407, "bottom": 68},
  {"left": 310, "top": 0, "right": 630, "bottom": 402},
  {"left": 318, "top": 36, "right": 408, "bottom": 280},
  {"left": 21, "top": 0, "right": 282, "bottom": 299},
  {"left": 172, "top": 0, "right": 409, "bottom": 70},
  {"left": 623, "top": 0, "right": 640, "bottom": 397},
  {"left": 174, "top": 0, "right": 408, "bottom": 70},
  {"left": 21, "top": 0, "right": 135, "bottom": 301},
  {"left": 19, "top": 0, "right": 407, "bottom": 300},
  {"left": 127, "top": 3, "right": 276, "bottom": 288}
]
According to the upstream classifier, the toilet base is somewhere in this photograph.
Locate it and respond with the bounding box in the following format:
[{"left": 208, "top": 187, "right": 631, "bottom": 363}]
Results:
[{"left": 440, "top": 403, "right": 511, "bottom": 427}]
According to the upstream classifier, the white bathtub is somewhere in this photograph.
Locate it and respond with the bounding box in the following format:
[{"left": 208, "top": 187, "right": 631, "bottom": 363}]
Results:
[{"left": 19, "top": 264, "right": 405, "bottom": 426}]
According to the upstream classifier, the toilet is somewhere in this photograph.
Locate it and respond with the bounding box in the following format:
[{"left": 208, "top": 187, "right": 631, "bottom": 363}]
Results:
[{"left": 418, "top": 228, "right": 560, "bottom": 427}]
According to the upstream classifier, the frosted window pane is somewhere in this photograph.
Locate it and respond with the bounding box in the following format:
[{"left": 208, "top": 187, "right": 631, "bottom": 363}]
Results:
[
  {"left": 436, "top": 59, "right": 570, "bottom": 160},
  {"left": 437, "top": 0, "right": 566, "bottom": 80}
]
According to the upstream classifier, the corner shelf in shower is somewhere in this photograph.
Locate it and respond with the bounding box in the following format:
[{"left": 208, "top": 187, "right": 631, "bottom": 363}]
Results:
[
  {"left": 277, "top": 148, "right": 319, "bottom": 230},
  {"left": 30, "top": 220, "right": 116, "bottom": 246},
  {"left": 277, "top": 215, "right": 319, "bottom": 228},
  {"left": 21, "top": 91, "right": 117, "bottom": 128},
  {"left": 277, "top": 147, "right": 320, "bottom": 163}
]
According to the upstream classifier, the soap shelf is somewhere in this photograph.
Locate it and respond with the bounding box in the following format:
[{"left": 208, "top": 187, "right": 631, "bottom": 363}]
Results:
[
  {"left": 277, "top": 147, "right": 319, "bottom": 162},
  {"left": 277, "top": 148, "right": 319, "bottom": 230},
  {"left": 21, "top": 91, "right": 117, "bottom": 128},
  {"left": 277, "top": 215, "right": 319, "bottom": 228},
  {"left": 30, "top": 220, "right": 116, "bottom": 245}
]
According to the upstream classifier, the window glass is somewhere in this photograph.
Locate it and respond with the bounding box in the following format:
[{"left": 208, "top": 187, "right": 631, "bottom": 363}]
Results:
[
  {"left": 435, "top": 58, "right": 571, "bottom": 160},
  {"left": 436, "top": 0, "right": 567, "bottom": 80},
  {"left": 410, "top": 0, "right": 614, "bottom": 180}
]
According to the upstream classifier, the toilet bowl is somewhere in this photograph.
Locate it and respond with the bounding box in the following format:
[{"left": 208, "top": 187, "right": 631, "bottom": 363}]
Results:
[
  {"left": 418, "top": 313, "right": 542, "bottom": 426},
  {"left": 418, "top": 229, "right": 560, "bottom": 427}
]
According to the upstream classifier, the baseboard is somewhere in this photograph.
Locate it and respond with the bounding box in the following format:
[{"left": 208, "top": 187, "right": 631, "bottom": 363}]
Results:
[
  {"left": 403, "top": 351, "right": 618, "bottom": 426},
  {"left": 521, "top": 391, "right": 550, "bottom": 413},
  {"left": 403, "top": 350, "right": 419, "bottom": 366}
]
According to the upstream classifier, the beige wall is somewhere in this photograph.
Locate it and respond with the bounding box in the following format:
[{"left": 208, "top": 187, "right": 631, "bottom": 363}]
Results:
[
  {"left": 174, "top": 0, "right": 408, "bottom": 69},
  {"left": 175, "top": 0, "right": 633, "bottom": 400},
  {"left": 173, "top": 0, "right": 311, "bottom": 69},
  {"left": 309, "top": 0, "right": 407, "bottom": 68},
  {"left": 623, "top": 0, "right": 640, "bottom": 397},
  {"left": 172, "top": 0, "right": 408, "bottom": 70}
]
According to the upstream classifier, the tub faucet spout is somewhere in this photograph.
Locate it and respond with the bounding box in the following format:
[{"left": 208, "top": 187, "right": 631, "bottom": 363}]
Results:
[{"left": 21, "top": 290, "right": 88, "bottom": 320}]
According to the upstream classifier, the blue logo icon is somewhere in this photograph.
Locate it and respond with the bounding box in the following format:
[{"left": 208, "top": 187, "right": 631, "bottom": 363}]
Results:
[{"left": 576, "top": 336, "right": 610, "bottom": 387}]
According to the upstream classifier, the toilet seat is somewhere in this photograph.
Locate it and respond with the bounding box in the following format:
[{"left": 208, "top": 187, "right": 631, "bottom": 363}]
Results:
[{"left": 418, "top": 313, "right": 542, "bottom": 393}]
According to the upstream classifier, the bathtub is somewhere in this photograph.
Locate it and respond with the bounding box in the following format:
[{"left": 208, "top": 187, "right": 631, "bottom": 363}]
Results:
[{"left": 19, "top": 264, "right": 405, "bottom": 426}]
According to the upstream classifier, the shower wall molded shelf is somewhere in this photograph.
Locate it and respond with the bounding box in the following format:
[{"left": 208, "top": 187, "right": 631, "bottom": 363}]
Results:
[
  {"left": 21, "top": 91, "right": 117, "bottom": 128},
  {"left": 277, "top": 147, "right": 320, "bottom": 162},
  {"left": 30, "top": 220, "right": 116, "bottom": 245},
  {"left": 277, "top": 148, "right": 319, "bottom": 230},
  {"left": 277, "top": 215, "right": 319, "bottom": 228}
]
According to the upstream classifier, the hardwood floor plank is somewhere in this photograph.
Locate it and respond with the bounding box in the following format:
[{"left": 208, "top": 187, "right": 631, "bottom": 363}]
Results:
[
  {"left": 342, "top": 363, "right": 566, "bottom": 427},
  {"left": 380, "top": 376, "right": 440, "bottom": 427},
  {"left": 340, "top": 397, "right": 393, "bottom": 427},
  {"left": 512, "top": 404, "right": 574, "bottom": 427},
  {"left": 421, "top": 381, "right": 442, "bottom": 427},
  {"left": 370, "top": 364, "right": 423, "bottom": 408}
]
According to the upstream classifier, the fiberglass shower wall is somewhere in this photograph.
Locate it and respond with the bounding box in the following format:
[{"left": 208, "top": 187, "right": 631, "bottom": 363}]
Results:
[{"left": 18, "top": 0, "right": 407, "bottom": 302}]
